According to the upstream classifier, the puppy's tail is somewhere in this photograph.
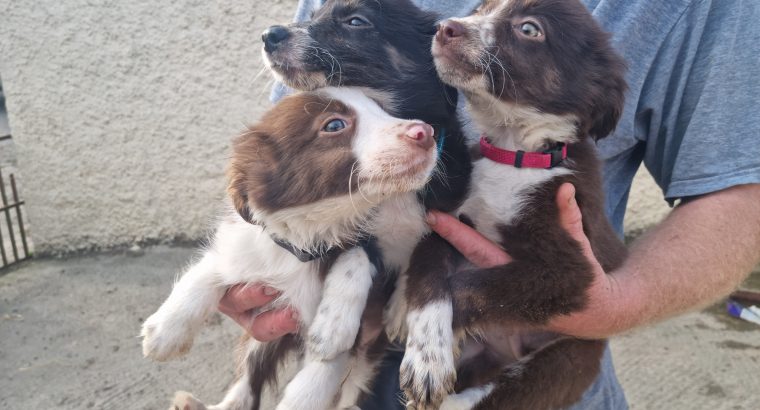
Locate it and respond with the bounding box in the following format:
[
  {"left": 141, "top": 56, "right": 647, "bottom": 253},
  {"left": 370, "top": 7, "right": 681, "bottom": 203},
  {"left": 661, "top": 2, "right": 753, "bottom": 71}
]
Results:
[{"left": 248, "top": 334, "right": 301, "bottom": 410}]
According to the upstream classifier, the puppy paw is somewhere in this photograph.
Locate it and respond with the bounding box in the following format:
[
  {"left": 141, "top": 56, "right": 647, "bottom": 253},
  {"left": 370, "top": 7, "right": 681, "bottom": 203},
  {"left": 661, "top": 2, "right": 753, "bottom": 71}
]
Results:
[
  {"left": 141, "top": 311, "right": 194, "bottom": 361},
  {"left": 170, "top": 391, "right": 207, "bottom": 410},
  {"left": 400, "top": 344, "right": 456, "bottom": 410},
  {"left": 399, "top": 303, "right": 456, "bottom": 409},
  {"left": 306, "top": 305, "right": 358, "bottom": 361}
]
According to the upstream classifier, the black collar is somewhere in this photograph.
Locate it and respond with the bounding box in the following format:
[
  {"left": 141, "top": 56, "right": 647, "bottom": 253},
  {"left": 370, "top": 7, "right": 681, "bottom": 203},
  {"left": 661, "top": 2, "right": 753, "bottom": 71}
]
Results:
[{"left": 270, "top": 236, "right": 333, "bottom": 263}]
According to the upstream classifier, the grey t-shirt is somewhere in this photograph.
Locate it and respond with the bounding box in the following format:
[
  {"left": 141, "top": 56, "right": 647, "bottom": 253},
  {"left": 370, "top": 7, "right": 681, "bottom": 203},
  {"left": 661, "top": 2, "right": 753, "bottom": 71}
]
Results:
[{"left": 274, "top": 0, "right": 760, "bottom": 408}]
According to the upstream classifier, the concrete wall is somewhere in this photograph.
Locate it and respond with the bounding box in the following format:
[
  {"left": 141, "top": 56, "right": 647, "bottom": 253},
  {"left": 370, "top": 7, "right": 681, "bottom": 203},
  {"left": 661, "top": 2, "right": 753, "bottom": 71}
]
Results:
[
  {"left": 0, "top": 0, "right": 670, "bottom": 254},
  {"left": 0, "top": 0, "right": 297, "bottom": 254}
]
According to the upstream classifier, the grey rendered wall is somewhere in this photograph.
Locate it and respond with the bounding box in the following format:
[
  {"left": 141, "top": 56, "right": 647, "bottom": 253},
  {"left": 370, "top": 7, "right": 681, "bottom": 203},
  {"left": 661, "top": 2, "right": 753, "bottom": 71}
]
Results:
[
  {"left": 0, "top": 0, "right": 298, "bottom": 254},
  {"left": 0, "top": 0, "right": 668, "bottom": 254}
]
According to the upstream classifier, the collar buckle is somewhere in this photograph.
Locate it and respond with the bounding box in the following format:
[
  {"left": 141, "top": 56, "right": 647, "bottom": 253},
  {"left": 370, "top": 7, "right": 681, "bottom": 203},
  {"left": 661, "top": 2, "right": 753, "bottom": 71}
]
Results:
[{"left": 543, "top": 143, "right": 566, "bottom": 168}]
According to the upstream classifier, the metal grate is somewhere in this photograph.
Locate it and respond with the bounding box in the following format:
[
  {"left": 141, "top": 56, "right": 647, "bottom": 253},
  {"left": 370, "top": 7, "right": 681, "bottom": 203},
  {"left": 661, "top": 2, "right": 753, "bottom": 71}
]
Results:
[{"left": 0, "top": 163, "right": 31, "bottom": 269}]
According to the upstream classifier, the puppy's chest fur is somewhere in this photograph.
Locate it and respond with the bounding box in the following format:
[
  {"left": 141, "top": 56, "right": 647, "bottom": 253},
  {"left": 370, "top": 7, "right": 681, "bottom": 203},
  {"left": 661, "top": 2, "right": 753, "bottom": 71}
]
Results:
[
  {"left": 458, "top": 157, "right": 572, "bottom": 243},
  {"left": 373, "top": 194, "right": 429, "bottom": 272},
  {"left": 211, "top": 213, "right": 327, "bottom": 322}
]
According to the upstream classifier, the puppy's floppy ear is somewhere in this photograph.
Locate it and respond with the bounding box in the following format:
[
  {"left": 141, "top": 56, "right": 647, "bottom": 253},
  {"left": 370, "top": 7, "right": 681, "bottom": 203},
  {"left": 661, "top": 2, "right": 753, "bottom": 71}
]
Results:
[
  {"left": 227, "top": 130, "right": 269, "bottom": 225},
  {"left": 588, "top": 91, "right": 623, "bottom": 141},
  {"left": 588, "top": 52, "right": 628, "bottom": 141},
  {"left": 227, "top": 166, "right": 254, "bottom": 224}
]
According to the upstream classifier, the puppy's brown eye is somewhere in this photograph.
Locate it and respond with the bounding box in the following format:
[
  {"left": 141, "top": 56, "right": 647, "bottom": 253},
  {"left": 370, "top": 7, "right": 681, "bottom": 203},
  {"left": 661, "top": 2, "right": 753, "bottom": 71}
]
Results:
[
  {"left": 323, "top": 119, "right": 347, "bottom": 132},
  {"left": 518, "top": 22, "right": 542, "bottom": 38}
]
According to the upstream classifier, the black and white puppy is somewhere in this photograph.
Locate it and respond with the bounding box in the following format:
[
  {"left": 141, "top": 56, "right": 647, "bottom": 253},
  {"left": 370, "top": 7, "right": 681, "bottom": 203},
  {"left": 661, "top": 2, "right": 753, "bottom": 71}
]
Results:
[
  {"left": 400, "top": 0, "right": 629, "bottom": 409},
  {"left": 141, "top": 87, "right": 438, "bottom": 410},
  {"left": 262, "top": 0, "right": 471, "bottom": 215}
]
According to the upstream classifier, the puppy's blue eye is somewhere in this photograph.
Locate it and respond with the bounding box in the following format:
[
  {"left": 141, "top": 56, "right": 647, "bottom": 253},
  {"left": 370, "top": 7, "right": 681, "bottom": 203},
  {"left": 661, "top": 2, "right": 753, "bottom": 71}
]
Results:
[
  {"left": 323, "top": 119, "right": 347, "bottom": 132},
  {"left": 347, "top": 17, "right": 368, "bottom": 27},
  {"left": 519, "top": 22, "right": 541, "bottom": 37}
]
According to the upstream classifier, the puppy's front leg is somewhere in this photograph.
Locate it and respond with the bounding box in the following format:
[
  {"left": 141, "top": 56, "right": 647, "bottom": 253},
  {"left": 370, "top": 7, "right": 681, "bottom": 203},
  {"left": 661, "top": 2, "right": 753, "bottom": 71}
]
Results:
[
  {"left": 306, "top": 246, "right": 376, "bottom": 361},
  {"left": 141, "top": 251, "right": 224, "bottom": 361},
  {"left": 277, "top": 247, "right": 375, "bottom": 410},
  {"left": 277, "top": 352, "right": 351, "bottom": 410},
  {"left": 400, "top": 234, "right": 460, "bottom": 410}
]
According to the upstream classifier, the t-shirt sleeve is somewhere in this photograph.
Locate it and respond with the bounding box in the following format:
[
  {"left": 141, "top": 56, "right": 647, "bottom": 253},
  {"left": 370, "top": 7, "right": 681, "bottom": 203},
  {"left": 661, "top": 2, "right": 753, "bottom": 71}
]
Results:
[
  {"left": 639, "top": 0, "right": 760, "bottom": 202},
  {"left": 269, "top": 0, "right": 325, "bottom": 103}
]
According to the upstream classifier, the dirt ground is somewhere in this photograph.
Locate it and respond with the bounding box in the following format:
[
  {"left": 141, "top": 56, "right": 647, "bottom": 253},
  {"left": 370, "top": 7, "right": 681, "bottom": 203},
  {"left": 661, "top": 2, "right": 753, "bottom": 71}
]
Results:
[{"left": 1, "top": 245, "right": 758, "bottom": 410}]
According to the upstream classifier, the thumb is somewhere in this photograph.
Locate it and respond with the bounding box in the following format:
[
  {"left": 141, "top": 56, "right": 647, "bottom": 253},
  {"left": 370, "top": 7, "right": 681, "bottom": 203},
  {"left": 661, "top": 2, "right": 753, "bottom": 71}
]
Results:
[{"left": 556, "top": 183, "right": 595, "bottom": 260}]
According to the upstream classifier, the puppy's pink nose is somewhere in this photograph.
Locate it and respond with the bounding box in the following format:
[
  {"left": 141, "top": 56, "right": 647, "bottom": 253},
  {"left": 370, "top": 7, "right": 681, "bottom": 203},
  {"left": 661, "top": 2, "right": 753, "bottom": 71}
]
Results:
[
  {"left": 404, "top": 123, "right": 434, "bottom": 150},
  {"left": 436, "top": 20, "right": 465, "bottom": 44}
]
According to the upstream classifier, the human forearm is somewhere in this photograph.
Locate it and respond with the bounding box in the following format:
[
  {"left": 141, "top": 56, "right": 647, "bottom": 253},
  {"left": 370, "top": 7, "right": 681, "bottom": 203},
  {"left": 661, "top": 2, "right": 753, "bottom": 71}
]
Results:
[
  {"left": 611, "top": 184, "right": 760, "bottom": 329},
  {"left": 552, "top": 183, "right": 760, "bottom": 338}
]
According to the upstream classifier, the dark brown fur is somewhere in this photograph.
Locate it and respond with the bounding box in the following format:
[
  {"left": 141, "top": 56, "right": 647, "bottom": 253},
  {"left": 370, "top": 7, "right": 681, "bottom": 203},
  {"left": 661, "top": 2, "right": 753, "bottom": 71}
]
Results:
[
  {"left": 452, "top": 142, "right": 626, "bottom": 328},
  {"left": 227, "top": 93, "right": 358, "bottom": 219},
  {"left": 403, "top": 0, "right": 629, "bottom": 408}
]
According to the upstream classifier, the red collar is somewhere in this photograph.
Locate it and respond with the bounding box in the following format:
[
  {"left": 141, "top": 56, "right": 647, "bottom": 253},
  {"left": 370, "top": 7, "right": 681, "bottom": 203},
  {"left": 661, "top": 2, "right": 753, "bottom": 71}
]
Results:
[{"left": 479, "top": 136, "right": 567, "bottom": 169}]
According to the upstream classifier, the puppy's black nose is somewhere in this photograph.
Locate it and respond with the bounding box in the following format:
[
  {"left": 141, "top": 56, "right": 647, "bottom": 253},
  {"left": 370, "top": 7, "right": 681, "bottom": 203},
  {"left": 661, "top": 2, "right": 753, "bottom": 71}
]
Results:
[{"left": 262, "top": 25, "right": 290, "bottom": 53}]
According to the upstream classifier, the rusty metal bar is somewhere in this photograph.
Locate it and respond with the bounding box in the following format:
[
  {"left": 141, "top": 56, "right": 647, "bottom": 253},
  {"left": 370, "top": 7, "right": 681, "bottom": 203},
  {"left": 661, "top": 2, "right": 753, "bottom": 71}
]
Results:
[
  {"left": 0, "top": 169, "right": 19, "bottom": 262},
  {"left": 10, "top": 175, "right": 29, "bottom": 258}
]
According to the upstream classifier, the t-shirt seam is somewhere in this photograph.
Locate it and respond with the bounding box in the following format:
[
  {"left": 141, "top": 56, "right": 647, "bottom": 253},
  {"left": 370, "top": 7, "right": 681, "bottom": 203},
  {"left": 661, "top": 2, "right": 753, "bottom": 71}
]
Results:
[{"left": 665, "top": 165, "right": 760, "bottom": 199}]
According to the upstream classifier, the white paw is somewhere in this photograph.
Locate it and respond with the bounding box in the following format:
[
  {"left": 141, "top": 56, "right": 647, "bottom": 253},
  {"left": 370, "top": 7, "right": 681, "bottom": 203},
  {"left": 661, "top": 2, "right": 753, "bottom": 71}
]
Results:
[
  {"left": 171, "top": 391, "right": 207, "bottom": 410},
  {"left": 399, "top": 302, "right": 456, "bottom": 409},
  {"left": 307, "top": 304, "right": 359, "bottom": 361},
  {"left": 141, "top": 310, "right": 194, "bottom": 361}
]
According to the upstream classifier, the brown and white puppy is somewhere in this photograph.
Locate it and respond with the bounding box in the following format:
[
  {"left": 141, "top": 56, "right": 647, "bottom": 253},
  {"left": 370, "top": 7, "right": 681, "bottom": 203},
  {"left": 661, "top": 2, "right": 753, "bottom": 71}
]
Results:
[
  {"left": 400, "top": 0, "right": 628, "bottom": 409},
  {"left": 141, "top": 87, "right": 438, "bottom": 410}
]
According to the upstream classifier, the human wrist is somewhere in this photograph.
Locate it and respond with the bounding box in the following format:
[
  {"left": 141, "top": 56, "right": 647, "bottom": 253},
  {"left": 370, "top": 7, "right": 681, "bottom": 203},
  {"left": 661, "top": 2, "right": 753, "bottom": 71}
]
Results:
[{"left": 549, "top": 268, "right": 639, "bottom": 338}]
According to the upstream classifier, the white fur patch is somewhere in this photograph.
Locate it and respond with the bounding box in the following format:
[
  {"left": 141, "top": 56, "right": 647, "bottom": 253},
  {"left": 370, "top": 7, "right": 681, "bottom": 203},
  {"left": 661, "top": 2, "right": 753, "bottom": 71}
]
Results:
[
  {"left": 322, "top": 88, "right": 437, "bottom": 195},
  {"left": 458, "top": 156, "right": 572, "bottom": 244},
  {"left": 373, "top": 194, "right": 428, "bottom": 272},
  {"left": 307, "top": 247, "right": 375, "bottom": 361},
  {"left": 400, "top": 300, "right": 457, "bottom": 407},
  {"left": 439, "top": 384, "right": 494, "bottom": 410},
  {"left": 277, "top": 352, "right": 351, "bottom": 410},
  {"left": 377, "top": 194, "right": 429, "bottom": 341},
  {"left": 465, "top": 91, "right": 578, "bottom": 152}
]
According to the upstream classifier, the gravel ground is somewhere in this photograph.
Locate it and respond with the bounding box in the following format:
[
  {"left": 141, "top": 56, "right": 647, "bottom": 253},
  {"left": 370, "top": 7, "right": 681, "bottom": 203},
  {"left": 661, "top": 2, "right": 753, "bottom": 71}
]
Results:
[{"left": 0, "top": 246, "right": 758, "bottom": 410}]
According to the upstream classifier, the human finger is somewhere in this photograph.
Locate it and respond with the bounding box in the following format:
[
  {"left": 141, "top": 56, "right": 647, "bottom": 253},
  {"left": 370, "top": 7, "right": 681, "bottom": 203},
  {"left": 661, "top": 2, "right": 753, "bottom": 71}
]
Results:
[
  {"left": 556, "top": 183, "right": 596, "bottom": 261},
  {"left": 248, "top": 307, "right": 300, "bottom": 342},
  {"left": 426, "top": 210, "right": 511, "bottom": 268},
  {"left": 218, "top": 284, "right": 280, "bottom": 316}
]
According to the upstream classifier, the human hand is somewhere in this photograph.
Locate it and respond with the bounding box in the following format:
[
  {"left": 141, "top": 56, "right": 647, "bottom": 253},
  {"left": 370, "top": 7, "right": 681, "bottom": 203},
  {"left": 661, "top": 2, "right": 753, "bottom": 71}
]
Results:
[
  {"left": 218, "top": 284, "right": 299, "bottom": 342},
  {"left": 427, "top": 183, "right": 618, "bottom": 338}
]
